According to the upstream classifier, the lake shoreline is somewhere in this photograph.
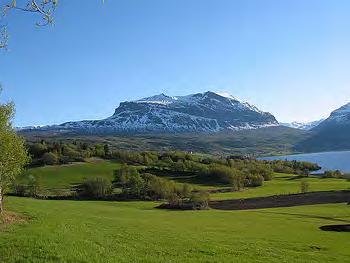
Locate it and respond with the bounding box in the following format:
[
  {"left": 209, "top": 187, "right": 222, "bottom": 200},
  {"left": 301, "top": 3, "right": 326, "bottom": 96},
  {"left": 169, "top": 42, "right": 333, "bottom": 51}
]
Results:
[{"left": 259, "top": 151, "right": 350, "bottom": 173}]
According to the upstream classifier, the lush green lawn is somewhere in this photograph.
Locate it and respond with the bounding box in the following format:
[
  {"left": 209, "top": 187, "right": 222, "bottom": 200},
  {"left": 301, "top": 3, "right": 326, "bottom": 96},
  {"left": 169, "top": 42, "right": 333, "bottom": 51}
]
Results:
[
  {"left": 1, "top": 197, "right": 350, "bottom": 263},
  {"left": 2, "top": 163, "right": 350, "bottom": 262},
  {"left": 210, "top": 173, "right": 350, "bottom": 200},
  {"left": 21, "top": 160, "right": 120, "bottom": 191}
]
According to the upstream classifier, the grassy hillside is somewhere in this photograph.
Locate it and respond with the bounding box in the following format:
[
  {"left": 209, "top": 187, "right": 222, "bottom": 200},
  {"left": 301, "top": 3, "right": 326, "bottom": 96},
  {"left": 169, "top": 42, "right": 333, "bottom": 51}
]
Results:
[
  {"left": 21, "top": 126, "right": 308, "bottom": 156},
  {"left": 210, "top": 173, "right": 350, "bottom": 200},
  {"left": 20, "top": 160, "right": 350, "bottom": 199},
  {"left": 1, "top": 197, "right": 350, "bottom": 263},
  {"left": 296, "top": 125, "right": 350, "bottom": 153},
  {"left": 20, "top": 160, "right": 120, "bottom": 193},
  {"left": 2, "top": 161, "right": 350, "bottom": 262}
]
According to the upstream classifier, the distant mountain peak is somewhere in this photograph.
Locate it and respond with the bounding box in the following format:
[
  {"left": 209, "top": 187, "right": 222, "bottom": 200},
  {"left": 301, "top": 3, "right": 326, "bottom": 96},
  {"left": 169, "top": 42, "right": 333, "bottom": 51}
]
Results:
[
  {"left": 135, "top": 93, "right": 177, "bottom": 105},
  {"left": 300, "top": 101, "right": 350, "bottom": 152},
  {"left": 327, "top": 102, "right": 350, "bottom": 123},
  {"left": 26, "top": 91, "right": 279, "bottom": 134},
  {"left": 213, "top": 91, "right": 239, "bottom": 101},
  {"left": 281, "top": 119, "right": 325, "bottom": 130}
]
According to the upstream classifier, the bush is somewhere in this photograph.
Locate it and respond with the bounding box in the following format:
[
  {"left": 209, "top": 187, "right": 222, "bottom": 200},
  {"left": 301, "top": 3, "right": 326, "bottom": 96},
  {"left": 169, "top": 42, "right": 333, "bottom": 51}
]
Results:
[
  {"left": 12, "top": 183, "right": 27, "bottom": 197},
  {"left": 300, "top": 180, "right": 310, "bottom": 193},
  {"left": 76, "top": 177, "right": 112, "bottom": 198},
  {"left": 323, "top": 170, "right": 343, "bottom": 179},
  {"left": 42, "top": 152, "right": 59, "bottom": 165},
  {"left": 245, "top": 174, "right": 264, "bottom": 187},
  {"left": 27, "top": 175, "right": 42, "bottom": 197},
  {"left": 189, "top": 191, "right": 210, "bottom": 210}
]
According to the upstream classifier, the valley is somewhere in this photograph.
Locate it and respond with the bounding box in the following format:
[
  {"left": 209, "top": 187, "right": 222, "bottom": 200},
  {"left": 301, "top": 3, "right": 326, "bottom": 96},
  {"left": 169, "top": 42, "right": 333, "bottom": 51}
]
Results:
[
  {"left": 2, "top": 2, "right": 350, "bottom": 262},
  {"left": 1, "top": 158, "right": 350, "bottom": 262}
]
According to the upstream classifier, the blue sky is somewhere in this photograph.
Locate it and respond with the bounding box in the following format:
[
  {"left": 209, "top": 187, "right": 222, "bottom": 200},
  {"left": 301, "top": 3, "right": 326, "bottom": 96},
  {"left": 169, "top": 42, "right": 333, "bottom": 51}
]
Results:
[{"left": 1, "top": 0, "right": 350, "bottom": 126}]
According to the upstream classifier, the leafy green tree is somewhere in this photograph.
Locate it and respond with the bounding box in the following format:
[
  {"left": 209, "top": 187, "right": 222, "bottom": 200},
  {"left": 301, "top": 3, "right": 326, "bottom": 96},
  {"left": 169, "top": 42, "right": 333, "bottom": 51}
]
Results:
[
  {"left": 76, "top": 177, "right": 112, "bottom": 199},
  {"left": 0, "top": 90, "right": 29, "bottom": 213},
  {"left": 300, "top": 180, "right": 310, "bottom": 193},
  {"left": 42, "top": 152, "right": 59, "bottom": 165},
  {"left": 27, "top": 175, "right": 42, "bottom": 197}
]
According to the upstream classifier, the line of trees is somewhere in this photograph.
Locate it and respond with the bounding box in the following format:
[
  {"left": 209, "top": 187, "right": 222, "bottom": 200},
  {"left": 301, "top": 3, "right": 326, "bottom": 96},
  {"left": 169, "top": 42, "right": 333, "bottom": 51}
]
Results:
[{"left": 27, "top": 141, "right": 111, "bottom": 166}]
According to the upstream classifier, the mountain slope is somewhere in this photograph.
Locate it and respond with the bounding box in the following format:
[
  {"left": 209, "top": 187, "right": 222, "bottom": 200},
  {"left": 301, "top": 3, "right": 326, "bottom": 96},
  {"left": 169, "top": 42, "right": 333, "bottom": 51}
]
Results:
[
  {"left": 22, "top": 126, "right": 307, "bottom": 156},
  {"left": 36, "top": 91, "right": 278, "bottom": 134},
  {"left": 297, "top": 102, "right": 350, "bottom": 152},
  {"left": 280, "top": 119, "right": 324, "bottom": 130}
]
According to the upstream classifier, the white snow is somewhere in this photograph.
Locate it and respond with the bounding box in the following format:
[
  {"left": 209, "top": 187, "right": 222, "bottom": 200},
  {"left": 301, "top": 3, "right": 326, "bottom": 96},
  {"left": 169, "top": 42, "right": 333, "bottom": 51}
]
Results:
[
  {"left": 327, "top": 102, "right": 350, "bottom": 123},
  {"left": 281, "top": 119, "right": 325, "bottom": 130},
  {"left": 37, "top": 91, "right": 278, "bottom": 133}
]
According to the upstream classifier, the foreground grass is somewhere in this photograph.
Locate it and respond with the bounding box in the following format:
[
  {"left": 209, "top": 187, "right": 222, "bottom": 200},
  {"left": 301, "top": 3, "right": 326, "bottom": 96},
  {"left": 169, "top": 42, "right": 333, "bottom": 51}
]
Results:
[
  {"left": 210, "top": 173, "right": 350, "bottom": 200},
  {"left": 1, "top": 197, "right": 349, "bottom": 263}
]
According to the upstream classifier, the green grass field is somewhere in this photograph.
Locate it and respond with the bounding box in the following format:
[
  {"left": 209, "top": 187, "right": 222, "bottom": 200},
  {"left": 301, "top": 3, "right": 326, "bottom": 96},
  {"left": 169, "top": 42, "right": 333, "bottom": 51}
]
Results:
[
  {"left": 21, "top": 160, "right": 120, "bottom": 192},
  {"left": 1, "top": 197, "right": 350, "bottom": 263},
  {"left": 2, "top": 161, "right": 350, "bottom": 262},
  {"left": 210, "top": 173, "right": 350, "bottom": 200}
]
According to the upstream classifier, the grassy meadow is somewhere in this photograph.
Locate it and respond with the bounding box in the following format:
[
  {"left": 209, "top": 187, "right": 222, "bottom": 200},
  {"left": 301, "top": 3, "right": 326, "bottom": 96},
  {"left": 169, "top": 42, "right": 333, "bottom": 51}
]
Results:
[
  {"left": 210, "top": 173, "right": 350, "bottom": 200},
  {"left": 1, "top": 197, "right": 349, "bottom": 263},
  {"left": 1, "top": 160, "right": 350, "bottom": 262},
  {"left": 19, "top": 160, "right": 120, "bottom": 194}
]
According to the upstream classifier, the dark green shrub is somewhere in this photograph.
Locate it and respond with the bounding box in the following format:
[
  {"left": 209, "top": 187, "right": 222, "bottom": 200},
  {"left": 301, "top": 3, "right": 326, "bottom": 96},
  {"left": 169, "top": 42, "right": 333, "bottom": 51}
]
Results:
[
  {"left": 12, "top": 183, "right": 27, "bottom": 196},
  {"left": 27, "top": 175, "right": 42, "bottom": 197},
  {"left": 323, "top": 170, "right": 343, "bottom": 179},
  {"left": 42, "top": 152, "right": 59, "bottom": 165},
  {"left": 189, "top": 191, "right": 210, "bottom": 210},
  {"left": 76, "top": 177, "right": 112, "bottom": 198},
  {"left": 245, "top": 174, "right": 264, "bottom": 187},
  {"left": 300, "top": 180, "right": 310, "bottom": 193}
]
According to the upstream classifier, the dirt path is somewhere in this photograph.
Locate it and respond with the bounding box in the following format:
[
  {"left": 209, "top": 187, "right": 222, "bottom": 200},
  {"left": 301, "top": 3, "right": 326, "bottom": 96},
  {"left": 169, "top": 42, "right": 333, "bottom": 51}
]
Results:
[{"left": 209, "top": 190, "right": 350, "bottom": 210}]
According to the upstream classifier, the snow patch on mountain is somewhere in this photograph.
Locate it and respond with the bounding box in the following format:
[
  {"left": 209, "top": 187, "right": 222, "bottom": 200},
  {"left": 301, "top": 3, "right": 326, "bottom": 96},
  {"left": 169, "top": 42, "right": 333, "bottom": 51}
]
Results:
[
  {"left": 327, "top": 102, "right": 350, "bottom": 123},
  {"left": 281, "top": 119, "right": 324, "bottom": 130},
  {"left": 29, "top": 91, "right": 279, "bottom": 134}
]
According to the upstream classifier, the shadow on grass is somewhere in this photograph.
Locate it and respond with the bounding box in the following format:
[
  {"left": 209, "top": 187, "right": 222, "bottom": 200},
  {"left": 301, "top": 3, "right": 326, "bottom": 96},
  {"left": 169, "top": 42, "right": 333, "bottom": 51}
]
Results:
[{"left": 320, "top": 224, "right": 350, "bottom": 232}]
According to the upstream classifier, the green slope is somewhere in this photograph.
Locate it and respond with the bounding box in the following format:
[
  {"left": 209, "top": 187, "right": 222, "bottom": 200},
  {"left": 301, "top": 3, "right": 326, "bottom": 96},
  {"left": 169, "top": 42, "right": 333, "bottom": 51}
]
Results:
[
  {"left": 22, "top": 126, "right": 308, "bottom": 156},
  {"left": 1, "top": 197, "right": 350, "bottom": 263}
]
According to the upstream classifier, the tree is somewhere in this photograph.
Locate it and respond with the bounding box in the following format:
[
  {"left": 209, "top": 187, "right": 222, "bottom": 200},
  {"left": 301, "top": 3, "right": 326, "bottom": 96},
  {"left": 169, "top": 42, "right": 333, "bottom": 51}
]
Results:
[
  {"left": 0, "top": 89, "right": 29, "bottom": 213},
  {"left": 300, "top": 180, "right": 310, "bottom": 193},
  {"left": 76, "top": 177, "right": 112, "bottom": 199},
  {"left": 1, "top": 0, "right": 58, "bottom": 49},
  {"left": 42, "top": 152, "right": 59, "bottom": 165}
]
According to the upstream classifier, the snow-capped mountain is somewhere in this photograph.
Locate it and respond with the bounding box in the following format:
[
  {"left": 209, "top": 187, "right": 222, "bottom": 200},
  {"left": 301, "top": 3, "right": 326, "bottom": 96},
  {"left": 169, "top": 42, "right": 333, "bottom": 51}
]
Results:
[
  {"left": 298, "top": 102, "right": 350, "bottom": 152},
  {"left": 281, "top": 119, "right": 324, "bottom": 130},
  {"left": 316, "top": 102, "right": 350, "bottom": 127},
  {"left": 311, "top": 102, "right": 350, "bottom": 133},
  {"left": 34, "top": 91, "right": 278, "bottom": 134}
]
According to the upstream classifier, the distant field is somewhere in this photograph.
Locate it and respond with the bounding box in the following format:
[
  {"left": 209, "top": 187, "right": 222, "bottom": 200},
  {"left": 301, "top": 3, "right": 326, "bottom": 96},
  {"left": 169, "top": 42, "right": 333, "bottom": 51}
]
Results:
[
  {"left": 1, "top": 197, "right": 350, "bottom": 263},
  {"left": 21, "top": 160, "right": 120, "bottom": 192},
  {"left": 210, "top": 173, "right": 350, "bottom": 200},
  {"left": 20, "top": 161, "right": 350, "bottom": 200}
]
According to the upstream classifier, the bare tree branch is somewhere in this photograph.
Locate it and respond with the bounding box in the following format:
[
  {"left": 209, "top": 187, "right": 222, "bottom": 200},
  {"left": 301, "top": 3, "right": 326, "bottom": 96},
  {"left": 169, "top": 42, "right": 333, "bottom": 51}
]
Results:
[
  {"left": 1, "top": 0, "right": 58, "bottom": 49},
  {"left": 0, "top": 25, "right": 8, "bottom": 49}
]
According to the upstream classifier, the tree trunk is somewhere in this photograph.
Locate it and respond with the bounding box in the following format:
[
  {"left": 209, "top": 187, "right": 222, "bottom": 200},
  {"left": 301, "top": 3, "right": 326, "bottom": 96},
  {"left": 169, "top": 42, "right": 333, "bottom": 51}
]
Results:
[{"left": 0, "top": 187, "right": 3, "bottom": 215}]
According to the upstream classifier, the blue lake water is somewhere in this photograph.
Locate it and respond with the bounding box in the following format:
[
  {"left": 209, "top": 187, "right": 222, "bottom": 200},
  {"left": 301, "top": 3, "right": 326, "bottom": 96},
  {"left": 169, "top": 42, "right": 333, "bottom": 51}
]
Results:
[{"left": 260, "top": 151, "right": 350, "bottom": 173}]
